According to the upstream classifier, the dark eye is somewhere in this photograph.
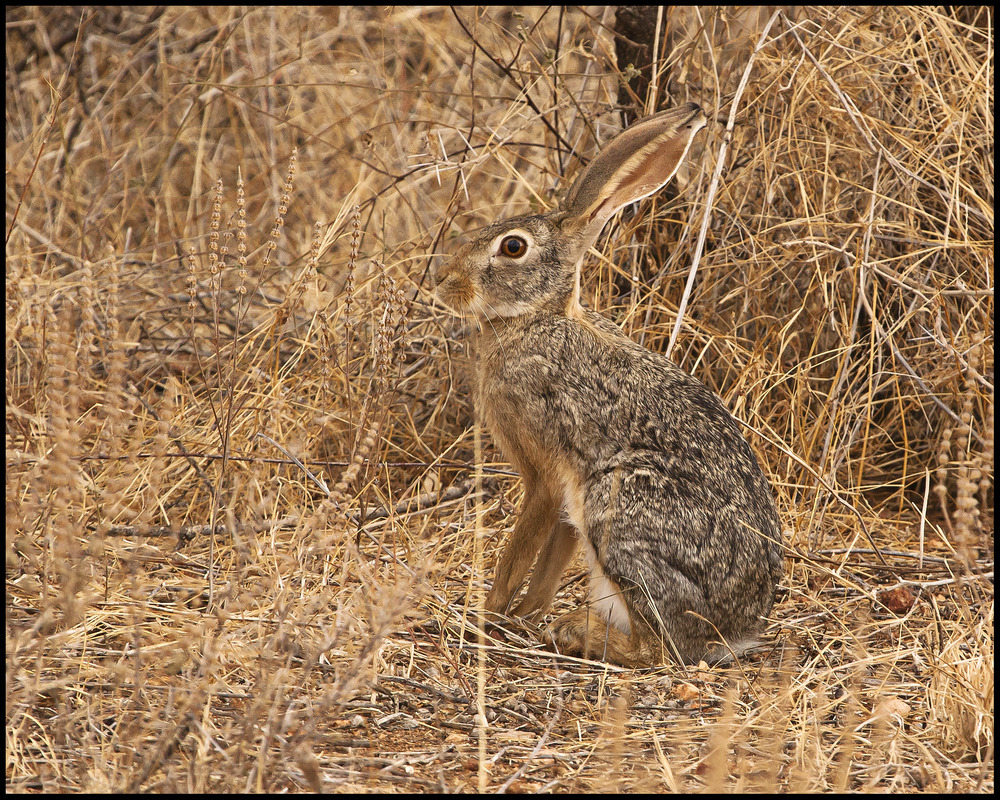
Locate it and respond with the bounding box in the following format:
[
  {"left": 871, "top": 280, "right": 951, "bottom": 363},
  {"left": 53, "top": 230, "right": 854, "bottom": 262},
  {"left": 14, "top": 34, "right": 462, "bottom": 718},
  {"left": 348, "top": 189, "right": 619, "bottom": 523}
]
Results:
[{"left": 499, "top": 235, "right": 527, "bottom": 259}]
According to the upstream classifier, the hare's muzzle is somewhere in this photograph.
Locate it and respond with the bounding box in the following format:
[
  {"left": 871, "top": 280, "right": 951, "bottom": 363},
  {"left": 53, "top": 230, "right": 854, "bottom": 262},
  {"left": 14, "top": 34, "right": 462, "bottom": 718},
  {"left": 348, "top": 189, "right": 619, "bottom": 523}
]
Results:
[{"left": 432, "top": 253, "right": 476, "bottom": 312}]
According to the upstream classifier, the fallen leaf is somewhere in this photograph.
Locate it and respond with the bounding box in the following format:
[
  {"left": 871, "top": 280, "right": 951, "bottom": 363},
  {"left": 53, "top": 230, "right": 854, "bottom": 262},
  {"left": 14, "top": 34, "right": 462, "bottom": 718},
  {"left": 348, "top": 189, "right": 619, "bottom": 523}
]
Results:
[
  {"left": 874, "top": 697, "right": 910, "bottom": 726},
  {"left": 674, "top": 682, "right": 701, "bottom": 703},
  {"left": 879, "top": 586, "right": 916, "bottom": 614}
]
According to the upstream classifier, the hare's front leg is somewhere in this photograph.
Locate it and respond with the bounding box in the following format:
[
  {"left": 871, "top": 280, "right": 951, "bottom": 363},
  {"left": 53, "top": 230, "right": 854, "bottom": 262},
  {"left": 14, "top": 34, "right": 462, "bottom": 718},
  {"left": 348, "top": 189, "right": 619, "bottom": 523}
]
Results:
[
  {"left": 485, "top": 477, "right": 559, "bottom": 614},
  {"left": 511, "top": 520, "right": 578, "bottom": 619}
]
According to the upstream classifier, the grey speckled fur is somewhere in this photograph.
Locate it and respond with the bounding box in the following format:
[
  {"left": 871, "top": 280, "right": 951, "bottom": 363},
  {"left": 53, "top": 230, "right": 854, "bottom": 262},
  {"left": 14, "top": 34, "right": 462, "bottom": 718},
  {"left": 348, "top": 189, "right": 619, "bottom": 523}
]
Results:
[{"left": 435, "top": 104, "right": 782, "bottom": 664}]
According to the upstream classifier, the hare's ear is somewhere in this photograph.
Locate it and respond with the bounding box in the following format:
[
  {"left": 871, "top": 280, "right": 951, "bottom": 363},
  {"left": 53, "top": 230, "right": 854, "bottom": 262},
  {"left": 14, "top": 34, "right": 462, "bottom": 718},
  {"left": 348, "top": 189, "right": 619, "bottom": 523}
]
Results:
[{"left": 562, "top": 103, "right": 707, "bottom": 247}]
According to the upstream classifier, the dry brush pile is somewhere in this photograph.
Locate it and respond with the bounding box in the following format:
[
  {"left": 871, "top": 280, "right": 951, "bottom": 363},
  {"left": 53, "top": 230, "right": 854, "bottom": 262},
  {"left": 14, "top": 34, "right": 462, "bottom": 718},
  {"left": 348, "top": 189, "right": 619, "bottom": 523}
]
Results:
[{"left": 5, "top": 5, "right": 993, "bottom": 792}]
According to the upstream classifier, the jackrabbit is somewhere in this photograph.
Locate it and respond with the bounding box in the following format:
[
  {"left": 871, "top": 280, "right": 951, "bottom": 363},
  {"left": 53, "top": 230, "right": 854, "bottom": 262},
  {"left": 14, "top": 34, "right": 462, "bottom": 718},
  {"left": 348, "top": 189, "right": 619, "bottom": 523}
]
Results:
[{"left": 434, "top": 103, "right": 782, "bottom": 665}]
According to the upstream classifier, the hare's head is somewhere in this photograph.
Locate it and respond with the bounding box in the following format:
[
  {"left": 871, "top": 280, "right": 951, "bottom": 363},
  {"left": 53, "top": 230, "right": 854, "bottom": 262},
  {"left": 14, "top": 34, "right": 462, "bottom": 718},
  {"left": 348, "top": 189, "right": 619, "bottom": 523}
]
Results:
[{"left": 434, "top": 103, "right": 707, "bottom": 320}]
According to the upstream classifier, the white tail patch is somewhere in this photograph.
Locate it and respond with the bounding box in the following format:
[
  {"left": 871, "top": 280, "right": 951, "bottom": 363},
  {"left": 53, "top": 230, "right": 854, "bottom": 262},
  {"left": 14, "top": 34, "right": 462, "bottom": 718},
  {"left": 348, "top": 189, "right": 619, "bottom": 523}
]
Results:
[{"left": 578, "top": 536, "right": 631, "bottom": 634}]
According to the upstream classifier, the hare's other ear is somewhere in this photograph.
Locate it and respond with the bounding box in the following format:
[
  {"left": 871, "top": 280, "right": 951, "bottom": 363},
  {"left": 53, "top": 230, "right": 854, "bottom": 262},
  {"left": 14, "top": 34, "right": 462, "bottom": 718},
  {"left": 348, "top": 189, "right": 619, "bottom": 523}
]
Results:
[{"left": 562, "top": 103, "right": 707, "bottom": 247}]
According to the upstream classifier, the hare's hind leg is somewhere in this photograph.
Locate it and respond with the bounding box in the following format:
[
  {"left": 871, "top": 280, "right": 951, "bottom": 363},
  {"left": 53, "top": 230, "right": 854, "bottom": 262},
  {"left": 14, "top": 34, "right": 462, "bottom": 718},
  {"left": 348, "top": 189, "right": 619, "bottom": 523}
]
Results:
[
  {"left": 512, "top": 520, "right": 578, "bottom": 619},
  {"left": 485, "top": 478, "right": 559, "bottom": 614},
  {"left": 546, "top": 607, "right": 659, "bottom": 667}
]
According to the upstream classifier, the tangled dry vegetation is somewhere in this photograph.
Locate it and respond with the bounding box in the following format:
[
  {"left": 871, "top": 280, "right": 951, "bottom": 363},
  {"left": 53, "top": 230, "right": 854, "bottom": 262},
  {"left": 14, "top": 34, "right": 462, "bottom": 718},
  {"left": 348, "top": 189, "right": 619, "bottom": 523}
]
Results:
[{"left": 6, "top": 6, "right": 993, "bottom": 793}]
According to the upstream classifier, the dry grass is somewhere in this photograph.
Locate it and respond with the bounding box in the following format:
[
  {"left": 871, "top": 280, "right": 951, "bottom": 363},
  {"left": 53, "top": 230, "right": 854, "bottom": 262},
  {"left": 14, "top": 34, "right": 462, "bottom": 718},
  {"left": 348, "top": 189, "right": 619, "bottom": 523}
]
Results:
[{"left": 6, "top": 6, "right": 993, "bottom": 792}]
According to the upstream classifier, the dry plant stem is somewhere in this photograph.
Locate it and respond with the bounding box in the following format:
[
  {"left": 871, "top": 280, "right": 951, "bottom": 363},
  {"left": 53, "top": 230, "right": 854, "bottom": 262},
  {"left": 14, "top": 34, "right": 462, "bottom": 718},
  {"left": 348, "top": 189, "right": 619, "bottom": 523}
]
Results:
[
  {"left": 746, "top": 416, "right": 887, "bottom": 566},
  {"left": 474, "top": 415, "right": 488, "bottom": 792},
  {"left": 5, "top": 14, "right": 85, "bottom": 244},
  {"left": 784, "top": 15, "right": 991, "bottom": 228},
  {"left": 449, "top": 7, "right": 574, "bottom": 154},
  {"left": 783, "top": 239, "right": 987, "bottom": 445},
  {"left": 496, "top": 665, "right": 564, "bottom": 793},
  {"left": 257, "top": 432, "right": 331, "bottom": 496},
  {"left": 129, "top": 381, "right": 216, "bottom": 500},
  {"left": 277, "top": 443, "right": 468, "bottom": 613},
  {"left": 878, "top": 571, "right": 992, "bottom": 593},
  {"left": 703, "top": 682, "right": 737, "bottom": 791},
  {"left": 855, "top": 256, "right": 986, "bottom": 446},
  {"left": 645, "top": 6, "right": 665, "bottom": 116},
  {"left": 817, "top": 148, "right": 885, "bottom": 487},
  {"left": 560, "top": 6, "right": 614, "bottom": 147},
  {"left": 665, "top": 9, "right": 781, "bottom": 358}
]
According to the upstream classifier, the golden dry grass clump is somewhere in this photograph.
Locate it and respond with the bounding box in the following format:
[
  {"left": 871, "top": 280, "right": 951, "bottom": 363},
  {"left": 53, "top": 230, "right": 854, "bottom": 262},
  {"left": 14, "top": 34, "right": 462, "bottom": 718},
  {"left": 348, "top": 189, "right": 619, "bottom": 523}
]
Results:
[{"left": 5, "top": 6, "right": 993, "bottom": 792}]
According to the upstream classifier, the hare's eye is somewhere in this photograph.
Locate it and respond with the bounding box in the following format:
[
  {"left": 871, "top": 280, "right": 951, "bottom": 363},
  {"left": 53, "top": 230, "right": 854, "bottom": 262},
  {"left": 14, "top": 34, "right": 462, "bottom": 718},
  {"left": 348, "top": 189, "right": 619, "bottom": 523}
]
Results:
[{"left": 499, "top": 235, "right": 527, "bottom": 259}]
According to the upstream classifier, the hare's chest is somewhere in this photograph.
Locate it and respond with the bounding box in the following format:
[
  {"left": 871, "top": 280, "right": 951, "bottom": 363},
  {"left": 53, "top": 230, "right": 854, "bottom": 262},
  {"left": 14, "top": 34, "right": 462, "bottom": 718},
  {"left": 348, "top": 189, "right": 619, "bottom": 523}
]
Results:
[
  {"left": 476, "top": 356, "right": 582, "bottom": 489},
  {"left": 477, "top": 377, "right": 547, "bottom": 475}
]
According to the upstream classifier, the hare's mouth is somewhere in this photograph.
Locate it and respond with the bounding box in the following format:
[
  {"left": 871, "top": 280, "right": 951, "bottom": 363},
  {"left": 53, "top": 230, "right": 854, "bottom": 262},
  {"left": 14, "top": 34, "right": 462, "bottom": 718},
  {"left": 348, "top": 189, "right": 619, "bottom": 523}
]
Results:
[
  {"left": 434, "top": 273, "right": 476, "bottom": 314},
  {"left": 435, "top": 280, "right": 534, "bottom": 321}
]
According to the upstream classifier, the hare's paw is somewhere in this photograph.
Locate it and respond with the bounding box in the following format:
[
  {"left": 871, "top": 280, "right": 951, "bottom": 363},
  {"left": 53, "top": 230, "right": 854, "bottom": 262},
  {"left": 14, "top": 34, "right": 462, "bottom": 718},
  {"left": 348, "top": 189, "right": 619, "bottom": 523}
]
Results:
[
  {"left": 546, "top": 608, "right": 632, "bottom": 661},
  {"left": 546, "top": 609, "right": 650, "bottom": 666},
  {"left": 544, "top": 609, "right": 590, "bottom": 656}
]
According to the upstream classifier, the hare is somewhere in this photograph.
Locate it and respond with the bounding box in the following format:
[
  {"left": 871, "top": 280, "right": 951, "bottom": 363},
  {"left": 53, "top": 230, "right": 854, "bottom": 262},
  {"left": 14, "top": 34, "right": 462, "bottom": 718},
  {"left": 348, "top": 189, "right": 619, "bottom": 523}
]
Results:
[{"left": 433, "top": 103, "right": 782, "bottom": 665}]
